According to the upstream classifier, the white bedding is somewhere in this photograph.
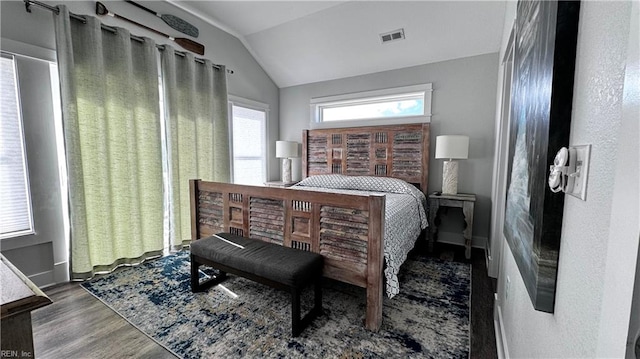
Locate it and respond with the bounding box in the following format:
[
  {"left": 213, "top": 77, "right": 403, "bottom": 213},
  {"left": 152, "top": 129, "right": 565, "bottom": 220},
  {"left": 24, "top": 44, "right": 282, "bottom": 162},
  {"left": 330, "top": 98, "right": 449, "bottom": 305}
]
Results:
[{"left": 292, "top": 175, "right": 428, "bottom": 298}]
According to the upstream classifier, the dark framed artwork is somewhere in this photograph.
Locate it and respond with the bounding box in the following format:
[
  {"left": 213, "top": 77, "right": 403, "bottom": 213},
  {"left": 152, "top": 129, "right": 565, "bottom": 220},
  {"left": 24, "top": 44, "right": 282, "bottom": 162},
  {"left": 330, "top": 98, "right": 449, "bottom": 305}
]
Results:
[{"left": 504, "top": 0, "right": 580, "bottom": 313}]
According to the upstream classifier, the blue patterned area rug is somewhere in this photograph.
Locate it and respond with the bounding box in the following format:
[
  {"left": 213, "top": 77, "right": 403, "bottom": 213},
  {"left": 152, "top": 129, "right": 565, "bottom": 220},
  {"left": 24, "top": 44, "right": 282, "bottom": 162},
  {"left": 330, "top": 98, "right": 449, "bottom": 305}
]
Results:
[{"left": 81, "top": 251, "right": 470, "bottom": 358}]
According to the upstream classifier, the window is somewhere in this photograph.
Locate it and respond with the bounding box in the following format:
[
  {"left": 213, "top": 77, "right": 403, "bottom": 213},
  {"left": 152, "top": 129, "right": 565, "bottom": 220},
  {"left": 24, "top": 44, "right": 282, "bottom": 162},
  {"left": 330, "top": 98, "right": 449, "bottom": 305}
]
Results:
[
  {"left": 0, "top": 54, "right": 34, "bottom": 238},
  {"left": 229, "top": 98, "right": 268, "bottom": 185},
  {"left": 310, "top": 83, "right": 432, "bottom": 128}
]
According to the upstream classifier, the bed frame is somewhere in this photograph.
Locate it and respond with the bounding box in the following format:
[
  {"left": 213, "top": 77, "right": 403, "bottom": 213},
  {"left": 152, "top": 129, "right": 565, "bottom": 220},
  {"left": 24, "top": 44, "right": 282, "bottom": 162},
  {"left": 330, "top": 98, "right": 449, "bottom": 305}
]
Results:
[{"left": 190, "top": 123, "right": 430, "bottom": 331}]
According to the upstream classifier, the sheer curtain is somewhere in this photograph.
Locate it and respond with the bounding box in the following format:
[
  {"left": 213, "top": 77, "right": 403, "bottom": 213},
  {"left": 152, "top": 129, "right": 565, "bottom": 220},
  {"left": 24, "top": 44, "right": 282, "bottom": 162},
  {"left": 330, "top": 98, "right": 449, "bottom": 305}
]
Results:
[
  {"left": 161, "top": 46, "right": 230, "bottom": 247},
  {"left": 54, "top": 7, "right": 164, "bottom": 279}
]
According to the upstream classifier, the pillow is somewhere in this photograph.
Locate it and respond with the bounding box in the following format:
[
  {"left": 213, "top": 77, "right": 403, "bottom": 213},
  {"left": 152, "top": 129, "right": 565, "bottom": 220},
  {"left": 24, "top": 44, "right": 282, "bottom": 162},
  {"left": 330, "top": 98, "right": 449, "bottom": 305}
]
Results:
[
  {"left": 295, "top": 174, "right": 352, "bottom": 190},
  {"left": 296, "top": 174, "right": 425, "bottom": 202},
  {"left": 346, "top": 176, "right": 421, "bottom": 196}
]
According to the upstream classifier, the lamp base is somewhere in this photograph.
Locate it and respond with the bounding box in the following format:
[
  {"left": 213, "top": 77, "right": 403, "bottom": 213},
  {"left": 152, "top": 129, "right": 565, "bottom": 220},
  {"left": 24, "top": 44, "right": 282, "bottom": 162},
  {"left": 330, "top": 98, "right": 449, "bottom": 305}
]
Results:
[
  {"left": 442, "top": 160, "right": 459, "bottom": 195},
  {"left": 282, "top": 158, "right": 292, "bottom": 183}
]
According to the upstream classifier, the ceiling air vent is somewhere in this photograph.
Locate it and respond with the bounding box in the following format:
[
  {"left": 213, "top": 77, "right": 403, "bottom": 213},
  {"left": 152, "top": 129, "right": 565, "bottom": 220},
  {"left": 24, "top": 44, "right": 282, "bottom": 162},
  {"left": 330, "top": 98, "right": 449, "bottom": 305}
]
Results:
[{"left": 380, "top": 29, "right": 405, "bottom": 44}]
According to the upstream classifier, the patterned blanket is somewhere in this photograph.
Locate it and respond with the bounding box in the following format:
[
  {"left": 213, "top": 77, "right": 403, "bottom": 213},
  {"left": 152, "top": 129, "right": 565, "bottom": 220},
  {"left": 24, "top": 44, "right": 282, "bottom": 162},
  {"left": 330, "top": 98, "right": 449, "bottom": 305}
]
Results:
[{"left": 293, "top": 175, "right": 428, "bottom": 298}]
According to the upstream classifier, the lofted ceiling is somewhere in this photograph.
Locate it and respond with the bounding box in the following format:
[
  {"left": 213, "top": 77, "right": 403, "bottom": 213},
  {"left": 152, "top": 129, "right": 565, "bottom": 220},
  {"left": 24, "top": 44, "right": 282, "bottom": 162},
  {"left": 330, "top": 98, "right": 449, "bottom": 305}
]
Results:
[{"left": 171, "top": 1, "right": 507, "bottom": 88}]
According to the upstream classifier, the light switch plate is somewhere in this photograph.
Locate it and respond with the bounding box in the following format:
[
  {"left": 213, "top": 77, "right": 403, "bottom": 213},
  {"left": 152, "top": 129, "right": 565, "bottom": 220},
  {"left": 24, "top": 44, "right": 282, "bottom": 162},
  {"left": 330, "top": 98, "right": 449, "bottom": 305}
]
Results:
[{"left": 568, "top": 144, "right": 591, "bottom": 200}]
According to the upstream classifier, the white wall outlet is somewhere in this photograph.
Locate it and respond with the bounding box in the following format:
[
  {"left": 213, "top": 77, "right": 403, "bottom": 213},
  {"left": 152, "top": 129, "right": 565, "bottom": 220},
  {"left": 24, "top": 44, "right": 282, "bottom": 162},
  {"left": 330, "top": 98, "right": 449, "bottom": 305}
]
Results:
[
  {"left": 506, "top": 276, "right": 511, "bottom": 300},
  {"left": 568, "top": 144, "right": 591, "bottom": 201}
]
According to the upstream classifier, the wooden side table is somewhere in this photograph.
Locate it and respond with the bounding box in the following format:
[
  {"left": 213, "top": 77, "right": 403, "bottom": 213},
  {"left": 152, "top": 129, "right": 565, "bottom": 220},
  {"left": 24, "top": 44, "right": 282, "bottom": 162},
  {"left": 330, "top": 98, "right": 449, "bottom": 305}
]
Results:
[
  {"left": 264, "top": 181, "right": 298, "bottom": 188},
  {"left": 428, "top": 193, "right": 476, "bottom": 259}
]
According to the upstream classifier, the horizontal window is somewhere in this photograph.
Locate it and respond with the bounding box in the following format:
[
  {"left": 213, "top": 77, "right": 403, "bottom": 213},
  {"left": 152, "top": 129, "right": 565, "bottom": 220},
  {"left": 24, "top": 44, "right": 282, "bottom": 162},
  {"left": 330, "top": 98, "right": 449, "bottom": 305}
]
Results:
[{"left": 310, "top": 84, "right": 432, "bottom": 128}]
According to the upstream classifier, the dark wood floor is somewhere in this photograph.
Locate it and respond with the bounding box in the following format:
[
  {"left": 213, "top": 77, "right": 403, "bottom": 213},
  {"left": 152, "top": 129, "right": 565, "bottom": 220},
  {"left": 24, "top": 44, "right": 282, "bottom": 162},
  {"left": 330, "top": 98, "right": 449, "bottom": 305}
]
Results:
[
  {"left": 426, "top": 242, "right": 498, "bottom": 359},
  {"left": 31, "top": 242, "right": 497, "bottom": 358},
  {"left": 31, "top": 282, "right": 176, "bottom": 359}
]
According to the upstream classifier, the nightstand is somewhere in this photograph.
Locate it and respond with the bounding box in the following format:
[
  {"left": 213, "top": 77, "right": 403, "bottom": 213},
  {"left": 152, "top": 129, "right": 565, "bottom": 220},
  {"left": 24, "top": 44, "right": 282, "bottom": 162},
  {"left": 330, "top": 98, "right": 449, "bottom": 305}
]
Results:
[
  {"left": 264, "top": 181, "right": 298, "bottom": 188},
  {"left": 428, "top": 193, "right": 476, "bottom": 259}
]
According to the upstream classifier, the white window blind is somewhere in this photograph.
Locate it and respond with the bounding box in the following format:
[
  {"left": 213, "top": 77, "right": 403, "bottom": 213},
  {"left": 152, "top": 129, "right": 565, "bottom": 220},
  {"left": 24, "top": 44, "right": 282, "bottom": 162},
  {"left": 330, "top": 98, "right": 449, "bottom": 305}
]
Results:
[
  {"left": 0, "top": 54, "right": 34, "bottom": 238},
  {"left": 230, "top": 104, "right": 266, "bottom": 185}
]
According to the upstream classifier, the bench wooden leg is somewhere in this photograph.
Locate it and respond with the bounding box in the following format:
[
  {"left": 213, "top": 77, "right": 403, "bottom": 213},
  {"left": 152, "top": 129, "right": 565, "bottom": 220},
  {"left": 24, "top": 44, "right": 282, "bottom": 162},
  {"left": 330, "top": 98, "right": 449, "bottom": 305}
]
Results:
[
  {"left": 291, "top": 287, "right": 301, "bottom": 337},
  {"left": 290, "top": 278, "right": 323, "bottom": 337},
  {"left": 190, "top": 254, "right": 227, "bottom": 293}
]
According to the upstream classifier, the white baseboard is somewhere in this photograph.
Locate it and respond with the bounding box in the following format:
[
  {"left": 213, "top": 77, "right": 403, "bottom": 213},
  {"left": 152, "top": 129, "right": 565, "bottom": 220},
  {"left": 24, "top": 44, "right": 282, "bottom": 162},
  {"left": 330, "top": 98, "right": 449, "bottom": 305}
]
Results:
[
  {"left": 486, "top": 241, "right": 499, "bottom": 279},
  {"left": 485, "top": 240, "right": 492, "bottom": 272},
  {"left": 494, "top": 294, "right": 510, "bottom": 359},
  {"left": 29, "top": 261, "right": 69, "bottom": 289},
  {"left": 53, "top": 261, "right": 70, "bottom": 284},
  {"left": 29, "top": 270, "right": 54, "bottom": 288}
]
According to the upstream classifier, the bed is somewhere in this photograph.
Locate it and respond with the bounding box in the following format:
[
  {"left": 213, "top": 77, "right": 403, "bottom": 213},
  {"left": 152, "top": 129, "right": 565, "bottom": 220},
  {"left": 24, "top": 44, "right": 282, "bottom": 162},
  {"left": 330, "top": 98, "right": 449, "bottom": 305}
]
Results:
[{"left": 189, "top": 123, "right": 430, "bottom": 331}]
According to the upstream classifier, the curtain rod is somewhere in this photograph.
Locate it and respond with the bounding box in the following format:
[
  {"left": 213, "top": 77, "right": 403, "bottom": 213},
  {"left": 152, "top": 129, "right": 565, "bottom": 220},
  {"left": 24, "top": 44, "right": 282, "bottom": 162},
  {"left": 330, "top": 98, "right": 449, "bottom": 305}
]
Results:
[{"left": 23, "top": 0, "right": 234, "bottom": 74}]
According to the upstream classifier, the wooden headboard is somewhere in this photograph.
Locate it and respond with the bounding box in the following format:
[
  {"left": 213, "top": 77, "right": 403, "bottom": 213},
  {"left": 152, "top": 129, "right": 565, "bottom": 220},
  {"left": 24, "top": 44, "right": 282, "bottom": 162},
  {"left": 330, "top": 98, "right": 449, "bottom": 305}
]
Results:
[{"left": 302, "top": 123, "right": 430, "bottom": 194}]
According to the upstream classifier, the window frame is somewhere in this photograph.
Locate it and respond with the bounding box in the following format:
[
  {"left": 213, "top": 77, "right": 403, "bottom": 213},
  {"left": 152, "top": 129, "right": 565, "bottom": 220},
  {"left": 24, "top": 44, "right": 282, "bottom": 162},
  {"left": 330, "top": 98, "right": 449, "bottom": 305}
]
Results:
[
  {"left": 0, "top": 52, "right": 35, "bottom": 239},
  {"left": 309, "top": 83, "right": 432, "bottom": 129},
  {"left": 228, "top": 95, "right": 269, "bottom": 185}
]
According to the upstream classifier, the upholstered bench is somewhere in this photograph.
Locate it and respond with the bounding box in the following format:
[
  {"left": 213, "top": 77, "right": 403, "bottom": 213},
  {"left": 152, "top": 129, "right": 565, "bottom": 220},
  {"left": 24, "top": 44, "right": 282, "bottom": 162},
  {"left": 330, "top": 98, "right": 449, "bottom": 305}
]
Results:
[{"left": 190, "top": 233, "right": 323, "bottom": 337}]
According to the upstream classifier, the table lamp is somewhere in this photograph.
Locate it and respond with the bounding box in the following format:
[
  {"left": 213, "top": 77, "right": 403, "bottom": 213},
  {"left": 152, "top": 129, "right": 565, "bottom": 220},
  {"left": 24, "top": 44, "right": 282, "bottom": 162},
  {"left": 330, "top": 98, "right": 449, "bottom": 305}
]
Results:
[
  {"left": 276, "top": 141, "right": 298, "bottom": 183},
  {"left": 435, "top": 135, "right": 469, "bottom": 195}
]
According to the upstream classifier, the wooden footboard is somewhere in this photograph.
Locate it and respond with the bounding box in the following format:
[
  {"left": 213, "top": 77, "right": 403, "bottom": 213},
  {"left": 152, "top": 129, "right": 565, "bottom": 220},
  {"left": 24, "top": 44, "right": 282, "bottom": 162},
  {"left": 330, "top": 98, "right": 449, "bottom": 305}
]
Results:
[{"left": 189, "top": 179, "right": 385, "bottom": 331}]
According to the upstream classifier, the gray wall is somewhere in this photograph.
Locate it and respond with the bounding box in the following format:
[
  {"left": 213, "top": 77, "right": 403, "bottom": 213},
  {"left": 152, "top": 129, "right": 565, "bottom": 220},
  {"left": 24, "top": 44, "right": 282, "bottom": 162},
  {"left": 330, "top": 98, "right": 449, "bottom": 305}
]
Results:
[
  {"left": 0, "top": 0, "right": 279, "bottom": 286},
  {"left": 280, "top": 53, "right": 499, "bottom": 247},
  {"left": 624, "top": 3, "right": 640, "bottom": 358},
  {"left": 494, "top": 1, "right": 639, "bottom": 357}
]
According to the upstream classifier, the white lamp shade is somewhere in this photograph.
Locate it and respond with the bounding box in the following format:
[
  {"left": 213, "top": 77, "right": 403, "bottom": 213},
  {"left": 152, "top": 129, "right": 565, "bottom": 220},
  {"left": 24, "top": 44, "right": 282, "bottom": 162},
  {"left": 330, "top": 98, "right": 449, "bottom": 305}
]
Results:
[
  {"left": 435, "top": 135, "right": 469, "bottom": 160},
  {"left": 276, "top": 141, "right": 298, "bottom": 158}
]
